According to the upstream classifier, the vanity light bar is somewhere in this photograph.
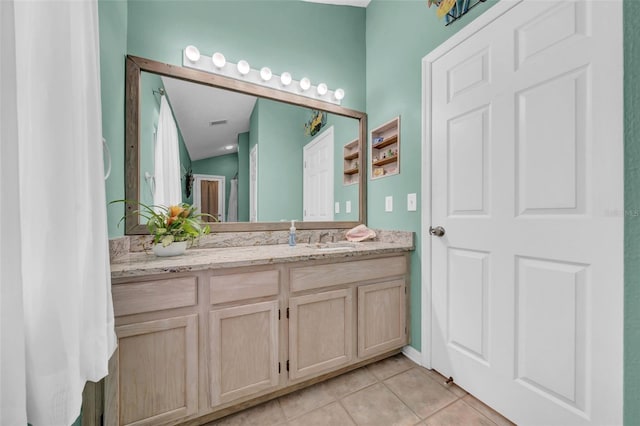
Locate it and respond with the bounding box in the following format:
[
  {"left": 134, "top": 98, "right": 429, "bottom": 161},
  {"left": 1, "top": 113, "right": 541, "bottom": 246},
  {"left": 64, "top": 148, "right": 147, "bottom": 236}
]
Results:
[{"left": 182, "top": 47, "right": 344, "bottom": 105}]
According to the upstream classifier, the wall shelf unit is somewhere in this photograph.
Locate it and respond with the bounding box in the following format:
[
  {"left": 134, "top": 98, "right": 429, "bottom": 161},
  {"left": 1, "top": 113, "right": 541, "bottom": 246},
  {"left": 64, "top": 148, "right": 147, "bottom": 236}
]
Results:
[
  {"left": 343, "top": 139, "right": 360, "bottom": 185},
  {"left": 370, "top": 117, "right": 400, "bottom": 180}
]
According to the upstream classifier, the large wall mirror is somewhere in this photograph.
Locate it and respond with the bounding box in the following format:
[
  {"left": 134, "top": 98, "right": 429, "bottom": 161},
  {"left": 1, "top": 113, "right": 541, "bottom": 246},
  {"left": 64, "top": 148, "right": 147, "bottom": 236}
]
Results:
[{"left": 125, "top": 56, "right": 367, "bottom": 234}]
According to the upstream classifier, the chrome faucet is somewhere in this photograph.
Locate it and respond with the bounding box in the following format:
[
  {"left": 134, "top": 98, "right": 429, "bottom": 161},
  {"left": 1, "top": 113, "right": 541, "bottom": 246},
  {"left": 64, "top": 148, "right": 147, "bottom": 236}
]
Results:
[{"left": 318, "top": 231, "right": 331, "bottom": 243}]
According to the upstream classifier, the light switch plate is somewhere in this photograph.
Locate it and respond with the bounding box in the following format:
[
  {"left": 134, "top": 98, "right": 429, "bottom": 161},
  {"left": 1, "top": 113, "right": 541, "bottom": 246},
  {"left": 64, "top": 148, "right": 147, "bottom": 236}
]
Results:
[
  {"left": 346, "top": 201, "right": 352, "bottom": 213},
  {"left": 385, "top": 196, "right": 393, "bottom": 212},
  {"left": 407, "top": 193, "right": 417, "bottom": 211},
  {"left": 335, "top": 202, "right": 340, "bottom": 214}
]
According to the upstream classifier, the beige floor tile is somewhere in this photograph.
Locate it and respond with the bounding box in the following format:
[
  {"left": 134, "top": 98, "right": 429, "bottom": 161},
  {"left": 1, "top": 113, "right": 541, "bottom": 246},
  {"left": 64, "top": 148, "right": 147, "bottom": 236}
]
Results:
[
  {"left": 422, "top": 400, "right": 496, "bottom": 426},
  {"left": 341, "top": 382, "right": 421, "bottom": 426},
  {"left": 384, "top": 368, "right": 459, "bottom": 419},
  {"left": 462, "top": 395, "right": 515, "bottom": 426},
  {"left": 286, "top": 402, "right": 355, "bottom": 426},
  {"left": 326, "top": 367, "right": 378, "bottom": 399},
  {"left": 209, "top": 399, "right": 286, "bottom": 426},
  {"left": 366, "top": 354, "right": 415, "bottom": 381},
  {"left": 419, "top": 367, "right": 468, "bottom": 398},
  {"left": 278, "top": 381, "right": 335, "bottom": 420}
]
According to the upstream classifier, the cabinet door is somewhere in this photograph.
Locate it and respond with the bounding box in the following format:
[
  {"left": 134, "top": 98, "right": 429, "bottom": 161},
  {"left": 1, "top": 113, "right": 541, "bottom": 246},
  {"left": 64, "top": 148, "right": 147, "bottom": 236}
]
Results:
[
  {"left": 289, "top": 288, "right": 353, "bottom": 381},
  {"left": 209, "top": 301, "right": 279, "bottom": 406},
  {"left": 111, "top": 315, "right": 198, "bottom": 426},
  {"left": 358, "top": 279, "right": 407, "bottom": 358}
]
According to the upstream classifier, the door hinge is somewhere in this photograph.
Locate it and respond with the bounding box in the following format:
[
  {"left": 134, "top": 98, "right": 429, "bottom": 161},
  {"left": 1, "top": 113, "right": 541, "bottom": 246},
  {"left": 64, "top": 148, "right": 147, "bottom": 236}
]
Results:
[
  {"left": 286, "top": 360, "right": 290, "bottom": 371},
  {"left": 278, "top": 362, "right": 281, "bottom": 374},
  {"left": 286, "top": 307, "right": 290, "bottom": 319}
]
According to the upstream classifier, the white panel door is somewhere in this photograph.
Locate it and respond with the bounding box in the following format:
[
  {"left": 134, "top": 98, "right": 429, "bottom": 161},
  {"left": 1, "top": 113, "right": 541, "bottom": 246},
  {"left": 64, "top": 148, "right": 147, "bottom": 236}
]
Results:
[
  {"left": 428, "top": 1, "right": 623, "bottom": 425},
  {"left": 303, "top": 126, "right": 334, "bottom": 221}
]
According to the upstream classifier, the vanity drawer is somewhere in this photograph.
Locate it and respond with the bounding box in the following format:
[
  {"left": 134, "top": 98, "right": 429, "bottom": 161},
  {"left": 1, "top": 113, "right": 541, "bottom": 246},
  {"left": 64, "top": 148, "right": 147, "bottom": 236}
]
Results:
[
  {"left": 210, "top": 269, "right": 279, "bottom": 304},
  {"left": 290, "top": 256, "right": 407, "bottom": 293},
  {"left": 112, "top": 276, "right": 198, "bottom": 317}
]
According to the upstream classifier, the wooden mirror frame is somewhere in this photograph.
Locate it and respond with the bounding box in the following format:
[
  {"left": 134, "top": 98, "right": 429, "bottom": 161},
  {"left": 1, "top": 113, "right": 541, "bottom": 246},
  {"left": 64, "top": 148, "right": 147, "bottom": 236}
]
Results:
[{"left": 125, "top": 55, "right": 367, "bottom": 234}]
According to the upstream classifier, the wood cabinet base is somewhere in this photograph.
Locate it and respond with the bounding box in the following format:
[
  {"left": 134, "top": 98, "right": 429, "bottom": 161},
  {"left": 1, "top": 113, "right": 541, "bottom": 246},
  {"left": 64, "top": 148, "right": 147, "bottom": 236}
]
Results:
[{"left": 105, "top": 253, "right": 410, "bottom": 426}]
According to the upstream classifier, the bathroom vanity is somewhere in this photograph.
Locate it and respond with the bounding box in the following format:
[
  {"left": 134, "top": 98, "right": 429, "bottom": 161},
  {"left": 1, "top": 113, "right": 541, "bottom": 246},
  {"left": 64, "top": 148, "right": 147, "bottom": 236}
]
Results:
[{"left": 106, "top": 239, "right": 412, "bottom": 426}]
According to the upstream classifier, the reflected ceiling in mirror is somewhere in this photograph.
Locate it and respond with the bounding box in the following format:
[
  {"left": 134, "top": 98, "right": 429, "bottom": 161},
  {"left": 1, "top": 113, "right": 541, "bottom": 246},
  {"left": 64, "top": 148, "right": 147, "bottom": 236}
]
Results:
[{"left": 126, "top": 56, "right": 367, "bottom": 234}]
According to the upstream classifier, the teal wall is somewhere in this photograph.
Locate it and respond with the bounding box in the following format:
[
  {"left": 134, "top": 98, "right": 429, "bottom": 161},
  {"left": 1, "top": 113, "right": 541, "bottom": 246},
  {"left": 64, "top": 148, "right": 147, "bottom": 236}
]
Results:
[
  {"left": 192, "top": 153, "right": 239, "bottom": 221},
  {"left": 366, "top": 0, "right": 498, "bottom": 350},
  {"left": 238, "top": 132, "right": 250, "bottom": 222},
  {"left": 99, "top": 0, "right": 127, "bottom": 237},
  {"left": 625, "top": 1, "right": 640, "bottom": 423},
  {"left": 253, "top": 99, "right": 306, "bottom": 222}
]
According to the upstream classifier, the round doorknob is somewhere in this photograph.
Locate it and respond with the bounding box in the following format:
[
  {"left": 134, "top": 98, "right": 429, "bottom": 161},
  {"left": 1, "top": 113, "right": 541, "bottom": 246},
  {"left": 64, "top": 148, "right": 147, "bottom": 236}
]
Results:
[{"left": 429, "top": 226, "right": 445, "bottom": 237}]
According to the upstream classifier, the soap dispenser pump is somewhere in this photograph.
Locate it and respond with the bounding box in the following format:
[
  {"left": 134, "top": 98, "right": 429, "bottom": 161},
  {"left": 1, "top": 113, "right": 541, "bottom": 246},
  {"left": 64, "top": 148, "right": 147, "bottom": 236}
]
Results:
[{"left": 288, "top": 220, "right": 296, "bottom": 247}]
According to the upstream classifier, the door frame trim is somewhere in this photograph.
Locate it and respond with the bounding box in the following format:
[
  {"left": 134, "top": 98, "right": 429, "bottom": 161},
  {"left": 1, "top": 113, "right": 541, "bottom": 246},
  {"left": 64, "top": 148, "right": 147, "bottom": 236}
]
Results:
[{"left": 420, "top": 0, "right": 523, "bottom": 369}]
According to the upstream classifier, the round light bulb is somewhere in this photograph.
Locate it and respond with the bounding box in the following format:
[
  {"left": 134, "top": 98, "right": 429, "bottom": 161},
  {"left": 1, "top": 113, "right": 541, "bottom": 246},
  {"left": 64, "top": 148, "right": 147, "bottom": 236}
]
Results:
[
  {"left": 237, "top": 60, "right": 250, "bottom": 76},
  {"left": 334, "top": 88, "right": 345, "bottom": 101},
  {"left": 300, "top": 77, "right": 311, "bottom": 92},
  {"left": 280, "top": 72, "right": 292, "bottom": 86},
  {"left": 260, "top": 67, "right": 272, "bottom": 81},
  {"left": 185, "top": 45, "right": 200, "bottom": 62},
  {"left": 212, "top": 52, "right": 226, "bottom": 68},
  {"left": 316, "top": 83, "right": 328, "bottom": 96}
]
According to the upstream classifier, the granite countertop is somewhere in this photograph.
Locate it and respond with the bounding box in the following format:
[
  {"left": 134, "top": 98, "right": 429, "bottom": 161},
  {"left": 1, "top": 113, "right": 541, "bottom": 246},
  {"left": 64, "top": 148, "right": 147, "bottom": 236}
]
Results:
[{"left": 110, "top": 240, "right": 414, "bottom": 279}]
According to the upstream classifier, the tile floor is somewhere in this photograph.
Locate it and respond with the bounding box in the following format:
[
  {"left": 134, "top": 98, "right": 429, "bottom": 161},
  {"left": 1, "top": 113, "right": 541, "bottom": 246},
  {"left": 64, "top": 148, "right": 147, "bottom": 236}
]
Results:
[{"left": 206, "top": 354, "right": 515, "bottom": 426}]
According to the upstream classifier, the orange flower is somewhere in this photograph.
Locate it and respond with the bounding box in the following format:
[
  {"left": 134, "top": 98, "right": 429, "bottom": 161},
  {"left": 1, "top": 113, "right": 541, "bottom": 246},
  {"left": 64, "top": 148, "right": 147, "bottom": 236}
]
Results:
[{"left": 168, "top": 205, "right": 184, "bottom": 217}]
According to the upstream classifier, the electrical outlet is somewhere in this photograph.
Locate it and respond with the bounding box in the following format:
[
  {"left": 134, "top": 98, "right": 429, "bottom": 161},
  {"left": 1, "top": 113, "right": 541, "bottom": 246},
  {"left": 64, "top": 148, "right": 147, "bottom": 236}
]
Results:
[
  {"left": 335, "top": 202, "right": 340, "bottom": 214},
  {"left": 385, "top": 196, "right": 393, "bottom": 212},
  {"left": 346, "top": 201, "right": 352, "bottom": 213},
  {"left": 407, "top": 193, "right": 417, "bottom": 211}
]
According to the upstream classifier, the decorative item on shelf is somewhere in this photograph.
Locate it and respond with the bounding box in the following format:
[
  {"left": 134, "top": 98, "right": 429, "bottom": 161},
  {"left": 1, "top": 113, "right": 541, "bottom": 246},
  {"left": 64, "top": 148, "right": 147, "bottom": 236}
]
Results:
[
  {"left": 427, "top": 0, "right": 487, "bottom": 26},
  {"left": 112, "top": 200, "right": 216, "bottom": 256},
  {"left": 304, "top": 110, "right": 327, "bottom": 136},
  {"left": 185, "top": 168, "right": 194, "bottom": 198},
  {"left": 373, "top": 136, "right": 384, "bottom": 145},
  {"left": 373, "top": 168, "right": 385, "bottom": 177}
]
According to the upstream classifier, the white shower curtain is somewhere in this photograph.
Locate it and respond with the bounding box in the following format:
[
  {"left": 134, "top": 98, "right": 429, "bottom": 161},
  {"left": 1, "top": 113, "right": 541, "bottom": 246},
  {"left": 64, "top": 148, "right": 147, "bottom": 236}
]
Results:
[
  {"left": 154, "top": 95, "right": 182, "bottom": 208},
  {"left": 0, "top": 1, "right": 116, "bottom": 425},
  {"left": 228, "top": 177, "right": 238, "bottom": 222}
]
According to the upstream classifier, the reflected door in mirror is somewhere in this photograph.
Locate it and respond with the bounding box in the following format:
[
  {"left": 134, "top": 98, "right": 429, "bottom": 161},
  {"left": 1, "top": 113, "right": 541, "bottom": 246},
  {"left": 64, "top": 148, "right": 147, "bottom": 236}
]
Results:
[{"left": 202, "top": 180, "right": 220, "bottom": 222}]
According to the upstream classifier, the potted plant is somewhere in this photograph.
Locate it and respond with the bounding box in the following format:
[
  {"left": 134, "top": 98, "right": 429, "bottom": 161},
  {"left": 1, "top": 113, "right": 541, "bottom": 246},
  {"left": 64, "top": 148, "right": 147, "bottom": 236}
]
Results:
[{"left": 114, "top": 201, "right": 214, "bottom": 256}]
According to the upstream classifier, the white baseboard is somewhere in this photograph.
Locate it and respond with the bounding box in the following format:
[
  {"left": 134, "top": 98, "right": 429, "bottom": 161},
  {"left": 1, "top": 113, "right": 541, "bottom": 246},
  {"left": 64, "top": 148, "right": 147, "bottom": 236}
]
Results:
[{"left": 402, "top": 345, "right": 422, "bottom": 366}]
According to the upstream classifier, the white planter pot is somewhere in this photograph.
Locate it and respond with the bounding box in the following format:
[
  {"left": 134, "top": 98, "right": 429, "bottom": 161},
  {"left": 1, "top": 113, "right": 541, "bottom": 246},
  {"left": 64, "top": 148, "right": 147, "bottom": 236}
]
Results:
[{"left": 152, "top": 241, "right": 188, "bottom": 257}]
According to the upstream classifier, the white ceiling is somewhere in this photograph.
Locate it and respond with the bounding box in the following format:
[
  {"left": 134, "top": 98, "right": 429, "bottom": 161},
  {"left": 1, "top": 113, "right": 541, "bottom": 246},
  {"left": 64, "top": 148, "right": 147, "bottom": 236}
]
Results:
[
  {"left": 301, "top": 0, "right": 370, "bottom": 7},
  {"left": 162, "top": 76, "right": 257, "bottom": 161}
]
